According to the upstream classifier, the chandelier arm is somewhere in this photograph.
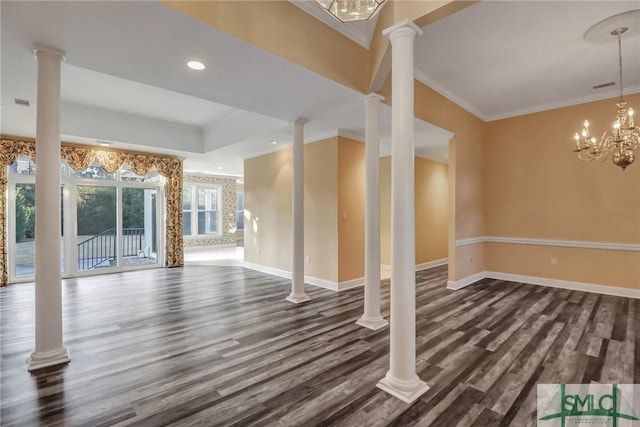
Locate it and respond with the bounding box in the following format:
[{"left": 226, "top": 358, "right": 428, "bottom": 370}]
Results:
[{"left": 572, "top": 22, "right": 637, "bottom": 170}]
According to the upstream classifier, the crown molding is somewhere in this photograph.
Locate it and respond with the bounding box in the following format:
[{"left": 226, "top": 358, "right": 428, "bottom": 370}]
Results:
[
  {"left": 414, "top": 70, "right": 640, "bottom": 124},
  {"left": 486, "top": 86, "right": 640, "bottom": 122},
  {"left": 413, "top": 69, "right": 489, "bottom": 121}
]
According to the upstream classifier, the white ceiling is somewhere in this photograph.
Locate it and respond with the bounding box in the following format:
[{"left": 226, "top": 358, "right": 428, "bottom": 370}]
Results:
[
  {"left": 414, "top": 1, "right": 640, "bottom": 121},
  {"left": 2, "top": 1, "right": 639, "bottom": 177}
]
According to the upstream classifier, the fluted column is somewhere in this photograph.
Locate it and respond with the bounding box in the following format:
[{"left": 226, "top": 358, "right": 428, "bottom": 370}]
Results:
[
  {"left": 376, "top": 20, "right": 428, "bottom": 404},
  {"left": 28, "top": 46, "right": 70, "bottom": 371},
  {"left": 286, "top": 118, "right": 310, "bottom": 304},
  {"left": 356, "top": 94, "right": 387, "bottom": 331}
]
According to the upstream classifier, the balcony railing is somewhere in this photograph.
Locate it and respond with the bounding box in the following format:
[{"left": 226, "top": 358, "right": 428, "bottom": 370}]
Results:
[{"left": 77, "top": 228, "right": 145, "bottom": 270}]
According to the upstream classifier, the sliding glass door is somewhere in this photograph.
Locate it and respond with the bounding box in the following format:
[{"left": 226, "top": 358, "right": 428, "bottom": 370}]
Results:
[
  {"left": 76, "top": 185, "right": 117, "bottom": 271},
  {"left": 121, "top": 187, "right": 158, "bottom": 267},
  {"left": 7, "top": 158, "right": 164, "bottom": 283}
]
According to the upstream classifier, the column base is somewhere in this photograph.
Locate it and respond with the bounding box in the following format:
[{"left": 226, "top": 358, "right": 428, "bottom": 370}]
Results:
[
  {"left": 285, "top": 293, "right": 310, "bottom": 304},
  {"left": 356, "top": 316, "right": 388, "bottom": 331},
  {"left": 376, "top": 373, "right": 429, "bottom": 404},
  {"left": 28, "top": 347, "right": 70, "bottom": 372}
]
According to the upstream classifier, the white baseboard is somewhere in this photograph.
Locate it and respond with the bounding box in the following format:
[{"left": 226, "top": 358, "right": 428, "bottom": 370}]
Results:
[
  {"left": 243, "top": 262, "right": 291, "bottom": 280},
  {"left": 338, "top": 278, "right": 364, "bottom": 291},
  {"left": 244, "top": 260, "right": 448, "bottom": 293},
  {"left": 381, "top": 265, "right": 391, "bottom": 280},
  {"left": 447, "top": 270, "right": 640, "bottom": 299},
  {"left": 446, "top": 271, "right": 486, "bottom": 290},
  {"left": 416, "top": 258, "right": 448, "bottom": 271},
  {"left": 243, "top": 261, "right": 360, "bottom": 292}
]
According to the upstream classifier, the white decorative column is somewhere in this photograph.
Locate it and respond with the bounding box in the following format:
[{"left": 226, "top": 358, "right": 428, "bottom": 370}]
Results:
[
  {"left": 376, "top": 20, "right": 428, "bottom": 403},
  {"left": 356, "top": 94, "right": 387, "bottom": 330},
  {"left": 29, "top": 46, "right": 70, "bottom": 371},
  {"left": 286, "top": 118, "right": 310, "bottom": 304}
]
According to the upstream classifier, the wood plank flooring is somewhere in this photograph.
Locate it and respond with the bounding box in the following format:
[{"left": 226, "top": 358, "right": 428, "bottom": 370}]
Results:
[{"left": 1, "top": 265, "right": 638, "bottom": 426}]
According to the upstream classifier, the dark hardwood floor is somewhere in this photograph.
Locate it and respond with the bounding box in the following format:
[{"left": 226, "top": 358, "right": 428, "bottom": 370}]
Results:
[{"left": 1, "top": 265, "right": 638, "bottom": 426}]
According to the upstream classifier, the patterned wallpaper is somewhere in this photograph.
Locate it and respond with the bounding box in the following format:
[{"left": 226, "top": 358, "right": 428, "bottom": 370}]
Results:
[{"left": 183, "top": 174, "right": 237, "bottom": 247}]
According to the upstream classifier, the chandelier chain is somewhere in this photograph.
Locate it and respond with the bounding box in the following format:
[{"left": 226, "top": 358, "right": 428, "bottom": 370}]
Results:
[{"left": 618, "top": 34, "right": 623, "bottom": 101}]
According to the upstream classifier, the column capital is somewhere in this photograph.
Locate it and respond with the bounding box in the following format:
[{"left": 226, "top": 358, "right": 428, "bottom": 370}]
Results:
[
  {"left": 382, "top": 19, "right": 423, "bottom": 40},
  {"left": 293, "top": 118, "right": 308, "bottom": 126},
  {"left": 364, "top": 93, "right": 385, "bottom": 103},
  {"left": 34, "top": 45, "right": 66, "bottom": 63}
]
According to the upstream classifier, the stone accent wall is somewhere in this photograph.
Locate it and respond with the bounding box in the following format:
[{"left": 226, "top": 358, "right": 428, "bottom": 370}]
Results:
[{"left": 183, "top": 174, "right": 237, "bottom": 247}]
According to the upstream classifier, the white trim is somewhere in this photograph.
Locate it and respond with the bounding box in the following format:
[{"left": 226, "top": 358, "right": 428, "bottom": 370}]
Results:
[
  {"left": 446, "top": 271, "right": 486, "bottom": 290},
  {"left": 414, "top": 69, "right": 488, "bottom": 121},
  {"left": 243, "top": 261, "right": 291, "bottom": 280},
  {"left": 338, "top": 277, "right": 364, "bottom": 291},
  {"left": 243, "top": 261, "right": 350, "bottom": 292},
  {"left": 446, "top": 270, "right": 640, "bottom": 299},
  {"left": 242, "top": 259, "right": 448, "bottom": 293},
  {"left": 381, "top": 264, "right": 391, "bottom": 280},
  {"left": 485, "top": 271, "right": 640, "bottom": 300},
  {"left": 486, "top": 86, "right": 640, "bottom": 122},
  {"left": 455, "top": 237, "right": 485, "bottom": 247},
  {"left": 485, "top": 236, "right": 640, "bottom": 252},
  {"left": 455, "top": 236, "right": 640, "bottom": 252},
  {"left": 415, "top": 257, "right": 448, "bottom": 271},
  {"left": 414, "top": 69, "right": 640, "bottom": 123},
  {"left": 305, "top": 275, "right": 340, "bottom": 292}
]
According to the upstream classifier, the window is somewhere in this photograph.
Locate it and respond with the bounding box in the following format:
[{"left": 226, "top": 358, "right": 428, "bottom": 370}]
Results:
[
  {"left": 197, "top": 188, "right": 218, "bottom": 235},
  {"left": 9, "top": 157, "right": 66, "bottom": 176},
  {"left": 182, "top": 187, "right": 192, "bottom": 236},
  {"left": 70, "top": 163, "right": 115, "bottom": 180},
  {"left": 182, "top": 185, "right": 220, "bottom": 236},
  {"left": 236, "top": 193, "right": 244, "bottom": 230}
]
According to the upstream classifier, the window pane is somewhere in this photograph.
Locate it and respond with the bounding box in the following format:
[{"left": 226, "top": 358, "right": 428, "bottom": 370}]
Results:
[
  {"left": 120, "top": 166, "right": 161, "bottom": 183},
  {"left": 197, "top": 211, "right": 217, "bottom": 235},
  {"left": 71, "top": 164, "right": 115, "bottom": 180},
  {"left": 197, "top": 188, "right": 217, "bottom": 211},
  {"left": 183, "top": 187, "right": 192, "bottom": 210},
  {"left": 183, "top": 212, "right": 191, "bottom": 236},
  {"left": 9, "top": 159, "right": 36, "bottom": 175},
  {"left": 236, "top": 193, "right": 244, "bottom": 230},
  {"left": 236, "top": 213, "right": 244, "bottom": 230}
]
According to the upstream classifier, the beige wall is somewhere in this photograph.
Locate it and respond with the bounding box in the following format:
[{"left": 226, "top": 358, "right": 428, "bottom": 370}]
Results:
[
  {"left": 484, "top": 94, "right": 640, "bottom": 289},
  {"left": 244, "top": 138, "right": 338, "bottom": 282},
  {"left": 337, "top": 137, "right": 365, "bottom": 282},
  {"left": 415, "top": 156, "right": 449, "bottom": 264},
  {"left": 380, "top": 156, "right": 449, "bottom": 266}
]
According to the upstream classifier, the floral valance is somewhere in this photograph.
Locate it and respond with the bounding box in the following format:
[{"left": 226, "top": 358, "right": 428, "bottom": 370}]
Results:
[{"left": 0, "top": 138, "right": 183, "bottom": 286}]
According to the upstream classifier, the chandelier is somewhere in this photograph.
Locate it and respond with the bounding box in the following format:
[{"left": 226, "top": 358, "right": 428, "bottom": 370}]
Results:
[
  {"left": 315, "top": 0, "right": 386, "bottom": 23},
  {"left": 573, "top": 25, "right": 639, "bottom": 170}
]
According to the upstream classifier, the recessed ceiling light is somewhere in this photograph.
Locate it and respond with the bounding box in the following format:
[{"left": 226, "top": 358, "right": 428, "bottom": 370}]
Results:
[
  {"left": 216, "top": 166, "right": 223, "bottom": 170},
  {"left": 187, "top": 60, "right": 205, "bottom": 71},
  {"left": 271, "top": 140, "right": 278, "bottom": 145},
  {"left": 98, "top": 141, "right": 111, "bottom": 147}
]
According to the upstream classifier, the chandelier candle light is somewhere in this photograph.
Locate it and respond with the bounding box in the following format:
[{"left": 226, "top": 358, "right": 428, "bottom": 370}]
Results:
[
  {"left": 574, "top": 16, "right": 640, "bottom": 170},
  {"left": 315, "top": 0, "right": 386, "bottom": 22}
]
